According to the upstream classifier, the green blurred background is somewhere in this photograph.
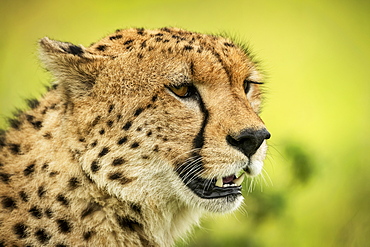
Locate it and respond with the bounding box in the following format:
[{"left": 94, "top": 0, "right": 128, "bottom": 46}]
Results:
[{"left": 1, "top": 0, "right": 369, "bottom": 246}]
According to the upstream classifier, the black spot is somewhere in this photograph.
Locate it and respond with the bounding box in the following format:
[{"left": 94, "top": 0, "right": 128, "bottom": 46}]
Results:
[
  {"left": 49, "top": 103, "right": 57, "bottom": 109},
  {"left": 9, "top": 118, "right": 21, "bottom": 130},
  {"left": 45, "top": 208, "right": 53, "bottom": 218},
  {"left": 90, "top": 160, "right": 100, "bottom": 173},
  {"left": 29, "top": 206, "right": 43, "bottom": 219},
  {"left": 146, "top": 130, "right": 152, "bottom": 137},
  {"left": 107, "top": 120, "right": 114, "bottom": 127},
  {"left": 43, "top": 132, "right": 52, "bottom": 139},
  {"left": 117, "top": 114, "right": 122, "bottom": 120},
  {"left": 137, "top": 28, "right": 145, "bottom": 35},
  {"left": 98, "top": 147, "right": 109, "bottom": 157},
  {"left": 49, "top": 171, "right": 59, "bottom": 177},
  {"left": 81, "top": 202, "right": 101, "bottom": 219},
  {"left": 161, "top": 27, "right": 172, "bottom": 33},
  {"left": 41, "top": 163, "right": 49, "bottom": 170},
  {"left": 68, "top": 177, "right": 80, "bottom": 189},
  {"left": 117, "top": 137, "right": 127, "bottom": 145},
  {"left": 56, "top": 194, "right": 69, "bottom": 206},
  {"left": 92, "top": 116, "right": 101, "bottom": 126},
  {"left": 129, "top": 202, "right": 142, "bottom": 214},
  {"left": 140, "top": 40, "right": 147, "bottom": 48},
  {"left": 32, "top": 121, "right": 43, "bottom": 130},
  {"left": 68, "top": 45, "right": 84, "bottom": 56},
  {"left": 142, "top": 155, "right": 149, "bottom": 159},
  {"left": 2, "top": 197, "right": 17, "bottom": 209},
  {"left": 13, "top": 223, "right": 28, "bottom": 239},
  {"left": 108, "top": 104, "right": 115, "bottom": 113},
  {"left": 108, "top": 173, "right": 132, "bottom": 185},
  {"left": 35, "top": 228, "right": 51, "bottom": 244},
  {"left": 136, "top": 127, "right": 142, "bottom": 132},
  {"left": 96, "top": 45, "right": 107, "bottom": 51},
  {"left": 116, "top": 215, "right": 143, "bottom": 232},
  {"left": 0, "top": 172, "right": 11, "bottom": 183},
  {"left": 37, "top": 186, "right": 46, "bottom": 198},
  {"left": 91, "top": 140, "right": 98, "bottom": 147},
  {"left": 26, "top": 114, "right": 34, "bottom": 122},
  {"left": 26, "top": 99, "right": 40, "bottom": 109},
  {"left": 56, "top": 244, "right": 68, "bottom": 247},
  {"left": 124, "top": 39, "right": 133, "bottom": 45},
  {"left": 26, "top": 115, "right": 42, "bottom": 129},
  {"left": 137, "top": 53, "right": 144, "bottom": 59},
  {"left": 112, "top": 158, "right": 125, "bottom": 166},
  {"left": 134, "top": 108, "right": 144, "bottom": 117},
  {"left": 184, "top": 45, "right": 193, "bottom": 51},
  {"left": 153, "top": 145, "right": 159, "bottom": 152},
  {"left": 108, "top": 172, "right": 122, "bottom": 180},
  {"left": 130, "top": 142, "right": 139, "bottom": 148},
  {"left": 56, "top": 219, "right": 72, "bottom": 233},
  {"left": 151, "top": 95, "right": 158, "bottom": 102},
  {"left": 99, "top": 129, "right": 105, "bottom": 135},
  {"left": 8, "top": 143, "right": 21, "bottom": 155},
  {"left": 83, "top": 231, "right": 94, "bottom": 240},
  {"left": 155, "top": 33, "right": 164, "bottom": 37},
  {"left": 122, "top": 121, "right": 132, "bottom": 131},
  {"left": 155, "top": 37, "right": 163, "bottom": 42},
  {"left": 224, "top": 42, "right": 235, "bottom": 47},
  {"left": 19, "top": 191, "right": 29, "bottom": 202},
  {"left": 24, "top": 164, "right": 35, "bottom": 176},
  {"left": 109, "top": 34, "right": 123, "bottom": 40}
]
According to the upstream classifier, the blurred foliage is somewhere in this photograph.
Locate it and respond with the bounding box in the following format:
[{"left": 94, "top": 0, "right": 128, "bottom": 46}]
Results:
[{"left": 1, "top": 0, "right": 369, "bottom": 246}]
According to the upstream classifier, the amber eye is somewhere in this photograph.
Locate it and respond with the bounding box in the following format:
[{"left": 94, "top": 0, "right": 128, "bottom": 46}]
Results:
[
  {"left": 169, "top": 85, "right": 189, "bottom": 97},
  {"left": 167, "top": 84, "right": 197, "bottom": 98},
  {"left": 243, "top": 80, "right": 263, "bottom": 94}
]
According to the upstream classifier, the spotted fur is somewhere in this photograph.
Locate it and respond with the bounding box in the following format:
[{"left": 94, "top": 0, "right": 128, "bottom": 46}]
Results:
[{"left": 0, "top": 27, "right": 270, "bottom": 246}]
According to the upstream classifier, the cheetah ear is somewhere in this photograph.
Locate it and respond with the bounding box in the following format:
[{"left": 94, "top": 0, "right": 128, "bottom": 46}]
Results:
[{"left": 39, "top": 37, "right": 104, "bottom": 98}]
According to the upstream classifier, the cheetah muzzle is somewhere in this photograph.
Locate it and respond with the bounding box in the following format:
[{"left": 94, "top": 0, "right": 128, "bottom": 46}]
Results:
[{"left": 0, "top": 27, "right": 270, "bottom": 247}]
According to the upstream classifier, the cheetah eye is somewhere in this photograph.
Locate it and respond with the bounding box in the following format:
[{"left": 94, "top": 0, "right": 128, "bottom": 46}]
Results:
[
  {"left": 243, "top": 80, "right": 263, "bottom": 94},
  {"left": 167, "top": 84, "right": 197, "bottom": 98}
]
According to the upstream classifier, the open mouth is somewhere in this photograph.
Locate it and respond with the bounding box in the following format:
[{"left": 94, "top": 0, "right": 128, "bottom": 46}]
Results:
[{"left": 178, "top": 169, "right": 246, "bottom": 199}]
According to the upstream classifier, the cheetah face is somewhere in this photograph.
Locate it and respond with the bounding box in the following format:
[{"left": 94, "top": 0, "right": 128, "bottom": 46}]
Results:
[
  {"left": 40, "top": 28, "right": 270, "bottom": 214},
  {"left": 163, "top": 73, "right": 270, "bottom": 213}
]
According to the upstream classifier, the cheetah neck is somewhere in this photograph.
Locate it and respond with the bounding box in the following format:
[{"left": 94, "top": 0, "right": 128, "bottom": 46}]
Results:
[{"left": 0, "top": 90, "right": 202, "bottom": 246}]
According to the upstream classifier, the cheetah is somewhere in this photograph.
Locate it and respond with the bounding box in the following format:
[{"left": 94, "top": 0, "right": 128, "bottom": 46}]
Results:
[{"left": 0, "top": 27, "right": 270, "bottom": 246}]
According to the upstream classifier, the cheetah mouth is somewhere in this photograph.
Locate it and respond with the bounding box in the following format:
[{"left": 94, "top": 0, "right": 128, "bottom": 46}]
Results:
[{"left": 179, "top": 171, "right": 245, "bottom": 199}]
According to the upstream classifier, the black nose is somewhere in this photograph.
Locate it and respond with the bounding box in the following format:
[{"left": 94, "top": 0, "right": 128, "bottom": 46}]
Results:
[{"left": 226, "top": 128, "right": 271, "bottom": 157}]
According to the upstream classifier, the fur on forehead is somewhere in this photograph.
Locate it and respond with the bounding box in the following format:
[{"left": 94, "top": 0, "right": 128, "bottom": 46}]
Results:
[{"left": 38, "top": 27, "right": 261, "bottom": 101}]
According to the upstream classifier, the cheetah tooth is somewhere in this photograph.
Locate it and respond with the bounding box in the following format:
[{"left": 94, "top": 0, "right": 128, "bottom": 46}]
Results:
[
  {"left": 232, "top": 173, "right": 245, "bottom": 186},
  {"left": 215, "top": 178, "right": 223, "bottom": 187}
]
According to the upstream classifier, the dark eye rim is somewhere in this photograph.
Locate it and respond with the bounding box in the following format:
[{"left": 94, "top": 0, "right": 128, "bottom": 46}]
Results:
[
  {"left": 244, "top": 80, "right": 263, "bottom": 94},
  {"left": 166, "top": 83, "right": 199, "bottom": 99}
]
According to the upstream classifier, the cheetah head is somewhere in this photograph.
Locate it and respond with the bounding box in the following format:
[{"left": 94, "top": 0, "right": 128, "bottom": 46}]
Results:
[{"left": 39, "top": 28, "right": 270, "bottom": 214}]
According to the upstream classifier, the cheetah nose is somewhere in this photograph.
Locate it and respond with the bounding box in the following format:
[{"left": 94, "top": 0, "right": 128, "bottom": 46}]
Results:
[{"left": 226, "top": 128, "right": 271, "bottom": 158}]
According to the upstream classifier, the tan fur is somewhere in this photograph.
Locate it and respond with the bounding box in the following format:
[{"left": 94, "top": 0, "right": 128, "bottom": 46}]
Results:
[{"left": 0, "top": 27, "right": 269, "bottom": 246}]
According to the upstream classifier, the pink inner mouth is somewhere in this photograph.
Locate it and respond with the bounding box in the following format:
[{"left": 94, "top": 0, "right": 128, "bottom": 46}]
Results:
[{"left": 222, "top": 175, "right": 236, "bottom": 184}]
